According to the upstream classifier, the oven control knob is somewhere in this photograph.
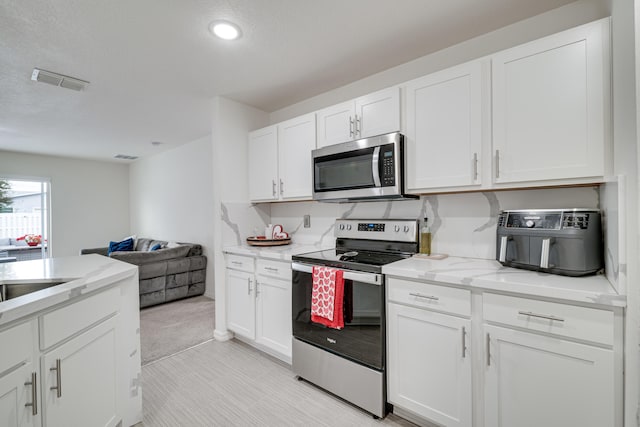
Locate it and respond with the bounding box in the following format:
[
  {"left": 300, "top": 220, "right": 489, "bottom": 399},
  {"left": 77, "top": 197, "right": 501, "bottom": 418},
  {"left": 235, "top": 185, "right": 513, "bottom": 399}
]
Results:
[
  {"left": 339, "top": 224, "right": 345, "bottom": 230},
  {"left": 403, "top": 225, "right": 410, "bottom": 232},
  {"left": 394, "top": 225, "right": 400, "bottom": 232},
  {"left": 346, "top": 224, "right": 352, "bottom": 230},
  {"left": 526, "top": 220, "right": 535, "bottom": 228}
]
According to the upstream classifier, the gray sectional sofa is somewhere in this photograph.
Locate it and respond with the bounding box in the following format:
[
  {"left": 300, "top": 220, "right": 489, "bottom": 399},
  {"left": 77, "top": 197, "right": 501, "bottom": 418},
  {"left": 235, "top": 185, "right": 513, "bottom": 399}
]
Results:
[{"left": 81, "top": 238, "right": 206, "bottom": 308}]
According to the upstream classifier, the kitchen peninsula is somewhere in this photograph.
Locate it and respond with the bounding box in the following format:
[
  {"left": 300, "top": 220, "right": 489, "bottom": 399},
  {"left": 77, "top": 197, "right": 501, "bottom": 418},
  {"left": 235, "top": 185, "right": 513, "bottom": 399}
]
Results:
[{"left": 0, "top": 254, "right": 143, "bottom": 427}]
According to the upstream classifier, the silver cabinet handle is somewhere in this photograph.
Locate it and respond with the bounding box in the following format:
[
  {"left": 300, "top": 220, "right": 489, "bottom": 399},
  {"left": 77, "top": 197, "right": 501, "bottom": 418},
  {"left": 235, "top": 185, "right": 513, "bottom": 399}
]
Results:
[
  {"left": 495, "top": 150, "right": 500, "bottom": 179},
  {"left": 540, "top": 238, "right": 551, "bottom": 269},
  {"left": 486, "top": 333, "right": 491, "bottom": 366},
  {"left": 473, "top": 152, "right": 478, "bottom": 181},
  {"left": 355, "top": 114, "right": 361, "bottom": 137},
  {"left": 50, "top": 359, "right": 61, "bottom": 398},
  {"left": 247, "top": 278, "right": 252, "bottom": 295},
  {"left": 231, "top": 261, "right": 242, "bottom": 266},
  {"left": 25, "top": 371, "right": 37, "bottom": 415},
  {"left": 498, "top": 235, "right": 509, "bottom": 263},
  {"left": 272, "top": 180, "right": 276, "bottom": 197},
  {"left": 349, "top": 116, "right": 354, "bottom": 138},
  {"left": 518, "top": 310, "right": 564, "bottom": 322},
  {"left": 255, "top": 280, "right": 260, "bottom": 296},
  {"left": 461, "top": 327, "right": 467, "bottom": 359},
  {"left": 279, "top": 179, "right": 284, "bottom": 195},
  {"left": 264, "top": 266, "right": 279, "bottom": 272},
  {"left": 409, "top": 292, "right": 439, "bottom": 301}
]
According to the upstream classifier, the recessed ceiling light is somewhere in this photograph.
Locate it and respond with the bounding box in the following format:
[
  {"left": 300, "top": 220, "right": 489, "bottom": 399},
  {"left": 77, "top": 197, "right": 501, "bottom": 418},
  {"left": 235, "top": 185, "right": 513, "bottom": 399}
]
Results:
[{"left": 209, "top": 20, "right": 242, "bottom": 40}]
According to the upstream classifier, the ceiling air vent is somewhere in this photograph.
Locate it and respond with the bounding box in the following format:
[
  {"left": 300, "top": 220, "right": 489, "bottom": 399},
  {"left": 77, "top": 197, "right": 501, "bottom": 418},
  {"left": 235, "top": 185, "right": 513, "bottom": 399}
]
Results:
[
  {"left": 114, "top": 154, "right": 139, "bottom": 160},
  {"left": 31, "top": 68, "right": 89, "bottom": 91}
]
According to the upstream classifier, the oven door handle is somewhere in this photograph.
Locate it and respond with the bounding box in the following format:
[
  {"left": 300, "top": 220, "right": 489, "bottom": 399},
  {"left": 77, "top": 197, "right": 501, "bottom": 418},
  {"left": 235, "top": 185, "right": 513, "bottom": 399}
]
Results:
[{"left": 291, "top": 262, "right": 382, "bottom": 286}]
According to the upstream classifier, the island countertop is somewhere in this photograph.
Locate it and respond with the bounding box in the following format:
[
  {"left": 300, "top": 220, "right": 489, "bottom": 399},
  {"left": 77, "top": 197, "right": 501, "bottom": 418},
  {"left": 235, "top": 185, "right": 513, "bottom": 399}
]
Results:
[{"left": 0, "top": 254, "right": 138, "bottom": 327}]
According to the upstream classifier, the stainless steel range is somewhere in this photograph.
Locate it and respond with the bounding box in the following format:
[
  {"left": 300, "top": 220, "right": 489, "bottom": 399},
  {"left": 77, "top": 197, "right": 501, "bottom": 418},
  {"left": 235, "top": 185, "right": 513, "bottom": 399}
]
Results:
[{"left": 291, "top": 218, "right": 419, "bottom": 418}]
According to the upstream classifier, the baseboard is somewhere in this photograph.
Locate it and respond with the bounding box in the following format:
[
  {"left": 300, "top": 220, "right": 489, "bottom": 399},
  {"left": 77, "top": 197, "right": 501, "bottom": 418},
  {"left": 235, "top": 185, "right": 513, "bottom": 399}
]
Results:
[{"left": 213, "top": 329, "right": 233, "bottom": 341}]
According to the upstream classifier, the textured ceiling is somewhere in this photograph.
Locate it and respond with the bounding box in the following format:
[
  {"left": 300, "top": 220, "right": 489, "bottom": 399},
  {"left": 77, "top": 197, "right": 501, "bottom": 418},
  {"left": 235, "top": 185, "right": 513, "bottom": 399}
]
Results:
[{"left": 0, "top": 0, "right": 576, "bottom": 162}]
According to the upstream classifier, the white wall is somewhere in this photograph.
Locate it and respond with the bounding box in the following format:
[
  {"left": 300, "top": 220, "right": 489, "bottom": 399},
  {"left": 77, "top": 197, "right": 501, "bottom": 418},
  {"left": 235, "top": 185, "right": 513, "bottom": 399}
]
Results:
[
  {"left": 0, "top": 150, "right": 130, "bottom": 256},
  {"left": 129, "top": 135, "right": 215, "bottom": 297},
  {"left": 211, "top": 96, "right": 269, "bottom": 340}
]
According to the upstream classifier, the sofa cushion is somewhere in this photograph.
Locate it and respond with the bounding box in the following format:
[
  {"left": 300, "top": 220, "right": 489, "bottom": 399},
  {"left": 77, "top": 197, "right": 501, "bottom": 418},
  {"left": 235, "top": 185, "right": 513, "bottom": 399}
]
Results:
[
  {"left": 136, "top": 238, "right": 167, "bottom": 252},
  {"left": 149, "top": 243, "right": 162, "bottom": 251},
  {"left": 108, "top": 237, "right": 134, "bottom": 255},
  {"left": 110, "top": 245, "right": 190, "bottom": 265}
]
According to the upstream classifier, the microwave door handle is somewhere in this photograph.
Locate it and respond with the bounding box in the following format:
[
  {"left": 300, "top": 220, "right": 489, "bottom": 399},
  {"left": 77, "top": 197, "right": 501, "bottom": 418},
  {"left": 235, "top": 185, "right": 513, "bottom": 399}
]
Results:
[{"left": 372, "top": 146, "right": 381, "bottom": 187}]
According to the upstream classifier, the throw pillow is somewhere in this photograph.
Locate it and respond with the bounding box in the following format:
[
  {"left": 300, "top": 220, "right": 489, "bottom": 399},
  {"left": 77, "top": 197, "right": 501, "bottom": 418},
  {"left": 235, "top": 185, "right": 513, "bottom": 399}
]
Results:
[
  {"left": 166, "top": 241, "right": 180, "bottom": 248},
  {"left": 108, "top": 237, "right": 134, "bottom": 255},
  {"left": 149, "top": 243, "right": 162, "bottom": 251}
]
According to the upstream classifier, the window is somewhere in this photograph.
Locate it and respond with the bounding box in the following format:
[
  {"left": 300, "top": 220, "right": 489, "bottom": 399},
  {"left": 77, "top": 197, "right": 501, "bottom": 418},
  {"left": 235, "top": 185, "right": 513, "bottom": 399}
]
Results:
[{"left": 0, "top": 178, "right": 50, "bottom": 261}]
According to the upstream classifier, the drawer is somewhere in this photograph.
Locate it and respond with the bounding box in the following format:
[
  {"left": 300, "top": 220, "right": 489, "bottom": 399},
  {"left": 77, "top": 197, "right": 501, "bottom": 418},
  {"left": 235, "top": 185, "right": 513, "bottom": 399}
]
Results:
[
  {"left": 256, "top": 259, "right": 292, "bottom": 281},
  {"left": 40, "top": 286, "right": 120, "bottom": 349},
  {"left": 0, "top": 319, "right": 36, "bottom": 373},
  {"left": 387, "top": 277, "right": 471, "bottom": 317},
  {"left": 483, "top": 292, "right": 614, "bottom": 346},
  {"left": 226, "top": 254, "right": 254, "bottom": 273}
]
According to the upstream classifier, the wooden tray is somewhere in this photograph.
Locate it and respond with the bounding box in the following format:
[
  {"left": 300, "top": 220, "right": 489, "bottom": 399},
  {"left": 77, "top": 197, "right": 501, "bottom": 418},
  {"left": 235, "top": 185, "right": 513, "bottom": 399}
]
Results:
[{"left": 246, "top": 236, "right": 292, "bottom": 246}]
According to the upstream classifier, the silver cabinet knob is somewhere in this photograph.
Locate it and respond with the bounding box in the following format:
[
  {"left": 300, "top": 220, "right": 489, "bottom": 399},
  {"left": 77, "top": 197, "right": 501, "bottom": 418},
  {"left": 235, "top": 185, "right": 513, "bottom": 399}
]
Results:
[
  {"left": 339, "top": 224, "right": 345, "bottom": 230},
  {"left": 403, "top": 225, "right": 410, "bottom": 232},
  {"left": 347, "top": 224, "right": 352, "bottom": 230},
  {"left": 394, "top": 225, "right": 400, "bottom": 232}
]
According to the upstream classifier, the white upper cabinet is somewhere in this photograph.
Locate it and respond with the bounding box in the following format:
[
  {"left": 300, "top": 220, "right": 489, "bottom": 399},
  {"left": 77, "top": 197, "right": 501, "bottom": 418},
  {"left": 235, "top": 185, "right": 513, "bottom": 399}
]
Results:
[
  {"left": 492, "top": 18, "right": 610, "bottom": 184},
  {"left": 316, "top": 87, "right": 400, "bottom": 148},
  {"left": 405, "top": 60, "right": 485, "bottom": 191},
  {"left": 249, "top": 114, "right": 316, "bottom": 203},
  {"left": 248, "top": 125, "right": 279, "bottom": 202},
  {"left": 277, "top": 113, "right": 316, "bottom": 200}
]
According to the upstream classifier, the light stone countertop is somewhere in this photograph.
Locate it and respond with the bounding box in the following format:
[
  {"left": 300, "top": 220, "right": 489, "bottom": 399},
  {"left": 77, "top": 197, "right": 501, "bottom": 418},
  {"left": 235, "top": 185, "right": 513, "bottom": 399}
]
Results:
[
  {"left": 0, "top": 254, "right": 138, "bottom": 327},
  {"left": 383, "top": 256, "right": 624, "bottom": 307},
  {"left": 223, "top": 243, "right": 332, "bottom": 261}
]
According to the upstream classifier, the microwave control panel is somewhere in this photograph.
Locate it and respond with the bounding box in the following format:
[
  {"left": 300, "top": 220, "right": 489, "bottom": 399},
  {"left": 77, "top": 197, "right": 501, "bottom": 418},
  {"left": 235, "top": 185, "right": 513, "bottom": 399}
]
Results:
[{"left": 381, "top": 145, "right": 395, "bottom": 186}]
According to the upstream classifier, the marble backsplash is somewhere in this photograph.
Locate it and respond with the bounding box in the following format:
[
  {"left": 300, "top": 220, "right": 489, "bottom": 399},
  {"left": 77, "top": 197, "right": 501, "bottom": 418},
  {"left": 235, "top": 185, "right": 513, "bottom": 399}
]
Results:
[{"left": 223, "top": 186, "right": 599, "bottom": 256}]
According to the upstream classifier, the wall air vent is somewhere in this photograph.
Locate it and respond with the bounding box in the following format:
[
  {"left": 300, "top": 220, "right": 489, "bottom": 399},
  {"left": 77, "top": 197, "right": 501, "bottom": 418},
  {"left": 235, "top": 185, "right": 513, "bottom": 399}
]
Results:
[
  {"left": 114, "top": 154, "right": 139, "bottom": 160},
  {"left": 31, "top": 68, "right": 89, "bottom": 91}
]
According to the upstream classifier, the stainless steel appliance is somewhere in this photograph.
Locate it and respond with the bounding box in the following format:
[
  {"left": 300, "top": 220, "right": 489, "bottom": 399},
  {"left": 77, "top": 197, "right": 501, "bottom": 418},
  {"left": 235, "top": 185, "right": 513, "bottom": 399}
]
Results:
[
  {"left": 292, "top": 219, "right": 419, "bottom": 418},
  {"left": 496, "top": 209, "right": 603, "bottom": 276},
  {"left": 312, "top": 132, "right": 416, "bottom": 202}
]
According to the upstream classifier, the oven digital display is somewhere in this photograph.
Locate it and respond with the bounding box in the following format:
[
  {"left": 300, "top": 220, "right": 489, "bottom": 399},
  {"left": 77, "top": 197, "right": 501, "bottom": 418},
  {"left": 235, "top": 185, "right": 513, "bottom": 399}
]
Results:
[{"left": 358, "top": 223, "right": 385, "bottom": 232}]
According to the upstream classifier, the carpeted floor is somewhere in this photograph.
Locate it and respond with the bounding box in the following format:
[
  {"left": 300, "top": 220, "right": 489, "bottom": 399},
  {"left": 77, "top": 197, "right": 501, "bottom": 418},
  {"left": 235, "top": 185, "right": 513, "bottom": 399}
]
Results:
[{"left": 139, "top": 295, "right": 215, "bottom": 365}]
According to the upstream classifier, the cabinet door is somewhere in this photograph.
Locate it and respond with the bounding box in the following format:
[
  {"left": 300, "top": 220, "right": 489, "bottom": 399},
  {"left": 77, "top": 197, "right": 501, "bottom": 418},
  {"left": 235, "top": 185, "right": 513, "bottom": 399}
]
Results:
[
  {"left": 226, "top": 269, "right": 256, "bottom": 340},
  {"left": 0, "top": 362, "right": 39, "bottom": 427},
  {"left": 355, "top": 87, "right": 400, "bottom": 140},
  {"left": 255, "top": 275, "right": 292, "bottom": 359},
  {"left": 277, "top": 113, "right": 316, "bottom": 200},
  {"left": 42, "top": 317, "right": 119, "bottom": 427},
  {"left": 406, "top": 61, "right": 483, "bottom": 191},
  {"left": 484, "top": 324, "right": 615, "bottom": 427},
  {"left": 492, "top": 18, "right": 609, "bottom": 183},
  {"left": 387, "top": 303, "right": 471, "bottom": 427},
  {"left": 316, "top": 101, "right": 355, "bottom": 148},
  {"left": 248, "top": 125, "right": 279, "bottom": 201}
]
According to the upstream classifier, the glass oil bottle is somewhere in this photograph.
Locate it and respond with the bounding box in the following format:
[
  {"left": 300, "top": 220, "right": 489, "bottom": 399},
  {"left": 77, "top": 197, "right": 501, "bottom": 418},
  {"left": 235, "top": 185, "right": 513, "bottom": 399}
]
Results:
[{"left": 420, "top": 217, "right": 432, "bottom": 255}]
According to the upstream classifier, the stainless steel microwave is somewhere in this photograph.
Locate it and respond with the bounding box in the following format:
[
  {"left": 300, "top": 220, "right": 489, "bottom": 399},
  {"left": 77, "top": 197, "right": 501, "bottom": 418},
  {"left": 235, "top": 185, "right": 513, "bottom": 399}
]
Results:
[{"left": 312, "top": 132, "right": 415, "bottom": 202}]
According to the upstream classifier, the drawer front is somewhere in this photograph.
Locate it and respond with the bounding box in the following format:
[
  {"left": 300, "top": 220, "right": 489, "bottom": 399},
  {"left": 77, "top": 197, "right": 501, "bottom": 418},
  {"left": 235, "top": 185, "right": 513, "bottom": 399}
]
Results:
[
  {"left": 387, "top": 277, "right": 471, "bottom": 317},
  {"left": 483, "top": 292, "right": 614, "bottom": 345},
  {"left": 40, "top": 286, "right": 120, "bottom": 349},
  {"left": 226, "top": 254, "right": 254, "bottom": 273},
  {"left": 256, "top": 259, "right": 292, "bottom": 281},
  {"left": 0, "top": 319, "right": 36, "bottom": 373}
]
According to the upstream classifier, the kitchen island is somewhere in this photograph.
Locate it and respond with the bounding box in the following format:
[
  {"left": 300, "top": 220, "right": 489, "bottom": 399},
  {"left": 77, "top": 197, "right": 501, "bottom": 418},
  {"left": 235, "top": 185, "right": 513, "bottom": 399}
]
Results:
[{"left": 0, "top": 254, "right": 143, "bottom": 427}]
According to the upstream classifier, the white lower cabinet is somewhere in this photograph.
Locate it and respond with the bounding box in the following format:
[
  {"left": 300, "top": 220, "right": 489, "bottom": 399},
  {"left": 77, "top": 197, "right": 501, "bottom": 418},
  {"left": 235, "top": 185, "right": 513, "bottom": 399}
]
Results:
[
  {"left": 387, "top": 303, "right": 472, "bottom": 427},
  {"left": 225, "top": 254, "right": 292, "bottom": 362},
  {"left": 0, "top": 277, "right": 139, "bottom": 427},
  {"left": 387, "top": 277, "right": 472, "bottom": 427},
  {"left": 226, "top": 267, "right": 256, "bottom": 340},
  {"left": 484, "top": 324, "right": 614, "bottom": 427},
  {"left": 255, "top": 259, "right": 292, "bottom": 360},
  {"left": 42, "top": 317, "right": 119, "bottom": 427}
]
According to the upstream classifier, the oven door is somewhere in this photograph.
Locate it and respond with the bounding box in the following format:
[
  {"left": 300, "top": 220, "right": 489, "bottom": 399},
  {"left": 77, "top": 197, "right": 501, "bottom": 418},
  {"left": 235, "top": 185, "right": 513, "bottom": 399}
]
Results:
[
  {"left": 291, "top": 262, "right": 385, "bottom": 370},
  {"left": 312, "top": 132, "right": 402, "bottom": 201}
]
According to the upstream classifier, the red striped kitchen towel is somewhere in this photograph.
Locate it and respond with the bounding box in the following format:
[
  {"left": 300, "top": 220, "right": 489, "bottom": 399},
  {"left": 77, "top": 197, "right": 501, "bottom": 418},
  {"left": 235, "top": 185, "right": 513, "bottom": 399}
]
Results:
[{"left": 311, "top": 266, "right": 345, "bottom": 329}]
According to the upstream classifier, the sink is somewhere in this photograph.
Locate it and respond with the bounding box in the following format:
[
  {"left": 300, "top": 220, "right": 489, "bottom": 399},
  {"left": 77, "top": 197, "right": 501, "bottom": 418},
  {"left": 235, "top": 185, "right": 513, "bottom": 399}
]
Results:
[{"left": 1, "top": 280, "right": 67, "bottom": 301}]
